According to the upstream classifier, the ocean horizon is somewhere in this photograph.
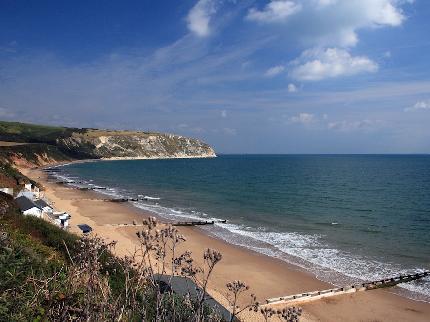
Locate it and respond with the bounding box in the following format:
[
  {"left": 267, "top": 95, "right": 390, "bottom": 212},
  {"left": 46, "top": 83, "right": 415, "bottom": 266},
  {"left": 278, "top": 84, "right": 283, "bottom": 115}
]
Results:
[{"left": 55, "top": 154, "right": 430, "bottom": 302}]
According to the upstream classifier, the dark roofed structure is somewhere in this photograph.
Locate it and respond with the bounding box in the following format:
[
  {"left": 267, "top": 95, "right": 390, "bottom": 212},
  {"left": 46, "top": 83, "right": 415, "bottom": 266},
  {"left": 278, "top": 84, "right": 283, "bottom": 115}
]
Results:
[
  {"left": 77, "top": 224, "right": 92, "bottom": 234},
  {"left": 34, "top": 199, "right": 50, "bottom": 208},
  {"left": 153, "top": 274, "right": 238, "bottom": 321},
  {"left": 15, "top": 196, "right": 38, "bottom": 211}
]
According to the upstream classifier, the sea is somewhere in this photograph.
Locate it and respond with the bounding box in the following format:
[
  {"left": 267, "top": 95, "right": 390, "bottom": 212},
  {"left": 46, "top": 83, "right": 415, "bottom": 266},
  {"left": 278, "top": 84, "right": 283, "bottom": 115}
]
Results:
[{"left": 53, "top": 155, "right": 430, "bottom": 302}]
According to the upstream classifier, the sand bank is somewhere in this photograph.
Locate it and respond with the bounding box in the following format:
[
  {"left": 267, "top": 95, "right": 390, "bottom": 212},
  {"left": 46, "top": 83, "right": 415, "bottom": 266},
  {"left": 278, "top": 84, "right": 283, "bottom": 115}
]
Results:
[{"left": 23, "top": 166, "right": 430, "bottom": 322}]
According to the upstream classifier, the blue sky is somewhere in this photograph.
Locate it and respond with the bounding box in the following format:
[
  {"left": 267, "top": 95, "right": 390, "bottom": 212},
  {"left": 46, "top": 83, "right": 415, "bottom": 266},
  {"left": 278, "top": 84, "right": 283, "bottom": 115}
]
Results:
[{"left": 1, "top": 0, "right": 429, "bottom": 153}]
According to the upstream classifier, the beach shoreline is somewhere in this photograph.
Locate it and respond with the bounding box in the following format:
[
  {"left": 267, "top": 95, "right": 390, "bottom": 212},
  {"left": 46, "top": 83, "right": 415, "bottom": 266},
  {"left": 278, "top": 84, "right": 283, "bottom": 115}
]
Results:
[{"left": 21, "top": 161, "right": 430, "bottom": 322}]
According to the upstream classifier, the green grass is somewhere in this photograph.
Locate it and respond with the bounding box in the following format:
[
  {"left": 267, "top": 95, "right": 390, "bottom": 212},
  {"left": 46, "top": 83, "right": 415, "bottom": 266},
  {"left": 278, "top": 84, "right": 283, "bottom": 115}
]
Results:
[
  {"left": 0, "top": 193, "right": 68, "bottom": 319},
  {"left": 0, "top": 161, "right": 38, "bottom": 188},
  {"left": 0, "top": 193, "right": 129, "bottom": 320},
  {"left": 0, "top": 120, "right": 76, "bottom": 144}
]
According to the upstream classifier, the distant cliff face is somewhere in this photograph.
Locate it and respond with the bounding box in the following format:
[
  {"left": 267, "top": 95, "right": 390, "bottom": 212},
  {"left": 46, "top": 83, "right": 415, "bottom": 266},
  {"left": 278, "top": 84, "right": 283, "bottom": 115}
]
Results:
[
  {"left": 57, "top": 130, "right": 216, "bottom": 159},
  {"left": 0, "top": 121, "right": 216, "bottom": 165}
]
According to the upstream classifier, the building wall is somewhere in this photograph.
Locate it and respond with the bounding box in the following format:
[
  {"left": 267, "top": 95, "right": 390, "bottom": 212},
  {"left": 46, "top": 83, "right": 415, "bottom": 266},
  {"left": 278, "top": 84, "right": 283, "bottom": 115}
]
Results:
[{"left": 23, "top": 207, "right": 42, "bottom": 218}]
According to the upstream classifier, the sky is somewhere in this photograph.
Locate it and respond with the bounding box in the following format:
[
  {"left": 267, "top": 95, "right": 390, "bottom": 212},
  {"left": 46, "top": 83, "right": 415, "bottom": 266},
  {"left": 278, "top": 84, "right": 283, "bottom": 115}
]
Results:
[{"left": 1, "top": 0, "right": 430, "bottom": 154}]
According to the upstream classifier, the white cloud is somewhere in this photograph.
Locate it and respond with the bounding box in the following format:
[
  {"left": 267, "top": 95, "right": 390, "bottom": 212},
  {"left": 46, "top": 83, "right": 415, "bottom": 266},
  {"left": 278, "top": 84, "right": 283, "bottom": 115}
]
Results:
[
  {"left": 372, "top": 1, "right": 405, "bottom": 26},
  {"left": 247, "top": 0, "right": 408, "bottom": 47},
  {"left": 222, "top": 127, "right": 237, "bottom": 135},
  {"left": 0, "top": 35, "right": 267, "bottom": 130},
  {"left": 221, "top": 109, "right": 227, "bottom": 117},
  {"left": 290, "top": 48, "right": 378, "bottom": 81},
  {"left": 249, "top": 0, "right": 408, "bottom": 84},
  {"left": 264, "top": 65, "right": 285, "bottom": 77},
  {"left": 289, "top": 112, "right": 315, "bottom": 124},
  {"left": 0, "top": 107, "right": 16, "bottom": 118},
  {"left": 404, "top": 99, "right": 430, "bottom": 112},
  {"left": 328, "top": 119, "right": 379, "bottom": 131},
  {"left": 287, "top": 83, "right": 298, "bottom": 92},
  {"left": 247, "top": 1, "right": 302, "bottom": 23},
  {"left": 314, "top": 0, "right": 338, "bottom": 7},
  {"left": 187, "top": 0, "right": 219, "bottom": 37}
]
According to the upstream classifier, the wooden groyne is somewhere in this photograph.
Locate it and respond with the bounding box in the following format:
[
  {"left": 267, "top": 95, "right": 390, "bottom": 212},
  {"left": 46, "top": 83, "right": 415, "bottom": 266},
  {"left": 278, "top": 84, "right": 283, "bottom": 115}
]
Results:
[
  {"left": 43, "top": 168, "right": 62, "bottom": 173},
  {"left": 173, "top": 220, "right": 227, "bottom": 226},
  {"left": 75, "top": 186, "right": 107, "bottom": 190},
  {"left": 263, "top": 271, "right": 430, "bottom": 306},
  {"left": 108, "top": 220, "right": 228, "bottom": 228},
  {"left": 52, "top": 181, "right": 72, "bottom": 184},
  {"left": 50, "top": 184, "right": 107, "bottom": 191},
  {"left": 110, "top": 223, "right": 147, "bottom": 227},
  {"left": 46, "top": 177, "right": 162, "bottom": 202},
  {"left": 106, "top": 198, "right": 139, "bottom": 203},
  {"left": 105, "top": 197, "right": 160, "bottom": 202},
  {"left": 52, "top": 180, "right": 87, "bottom": 185}
]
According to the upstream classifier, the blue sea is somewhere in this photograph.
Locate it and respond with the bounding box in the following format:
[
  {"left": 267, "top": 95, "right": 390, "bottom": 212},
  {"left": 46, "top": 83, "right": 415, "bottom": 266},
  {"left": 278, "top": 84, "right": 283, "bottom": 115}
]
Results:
[{"left": 56, "top": 155, "right": 430, "bottom": 302}]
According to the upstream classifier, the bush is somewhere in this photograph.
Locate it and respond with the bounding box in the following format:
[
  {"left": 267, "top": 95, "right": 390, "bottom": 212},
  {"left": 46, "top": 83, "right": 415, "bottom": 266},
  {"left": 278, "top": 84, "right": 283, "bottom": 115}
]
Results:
[{"left": 0, "top": 195, "right": 301, "bottom": 321}]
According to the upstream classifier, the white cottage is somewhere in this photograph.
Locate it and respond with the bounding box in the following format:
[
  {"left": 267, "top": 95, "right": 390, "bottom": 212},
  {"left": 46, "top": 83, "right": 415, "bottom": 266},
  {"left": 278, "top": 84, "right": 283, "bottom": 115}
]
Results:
[
  {"left": 34, "top": 199, "right": 54, "bottom": 215},
  {"left": 49, "top": 212, "right": 71, "bottom": 229},
  {"left": 15, "top": 196, "right": 42, "bottom": 218}
]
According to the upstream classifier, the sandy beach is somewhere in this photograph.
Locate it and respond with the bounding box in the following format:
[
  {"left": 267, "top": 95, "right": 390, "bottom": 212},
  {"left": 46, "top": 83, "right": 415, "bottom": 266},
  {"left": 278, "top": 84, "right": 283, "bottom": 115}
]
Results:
[{"left": 22, "top": 165, "right": 430, "bottom": 322}]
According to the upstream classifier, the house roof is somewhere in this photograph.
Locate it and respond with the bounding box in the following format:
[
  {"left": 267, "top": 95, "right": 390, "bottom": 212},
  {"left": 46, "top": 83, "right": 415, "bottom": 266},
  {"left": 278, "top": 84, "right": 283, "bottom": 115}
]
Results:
[
  {"left": 153, "top": 274, "right": 237, "bottom": 321},
  {"left": 17, "top": 190, "right": 35, "bottom": 199},
  {"left": 48, "top": 212, "right": 70, "bottom": 220},
  {"left": 15, "top": 196, "right": 39, "bottom": 212},
  {"left": 34, "top": 199, "right": 50, "bottom": 208}
]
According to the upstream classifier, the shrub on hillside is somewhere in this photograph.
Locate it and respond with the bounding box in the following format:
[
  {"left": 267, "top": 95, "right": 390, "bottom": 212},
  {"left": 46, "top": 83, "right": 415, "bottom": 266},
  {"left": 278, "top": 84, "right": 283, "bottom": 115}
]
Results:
[{"left": 0, "top": 197, "right": 301, "bottom": 321}]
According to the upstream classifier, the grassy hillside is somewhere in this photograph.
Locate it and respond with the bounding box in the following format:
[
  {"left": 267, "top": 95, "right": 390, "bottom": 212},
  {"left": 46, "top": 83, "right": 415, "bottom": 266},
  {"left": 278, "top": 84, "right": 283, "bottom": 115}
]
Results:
[
  {"left": 0, "top": 193, "right": 133, "bottom": 320},
  {"left": 0, "top": 193, "right": 223, "bottom": 321},
  {"left": 0, "top": 121, "right": 158, "bottom": 144},
  {"left": 0, "top": 121, "right": 78, "bottom": 144}
]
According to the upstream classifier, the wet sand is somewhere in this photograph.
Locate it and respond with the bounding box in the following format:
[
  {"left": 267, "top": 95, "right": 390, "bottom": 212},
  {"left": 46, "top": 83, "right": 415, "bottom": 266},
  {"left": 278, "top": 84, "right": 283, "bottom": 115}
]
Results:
[{"left": 23, "top": 166, "right": 430, "bottom": 322}]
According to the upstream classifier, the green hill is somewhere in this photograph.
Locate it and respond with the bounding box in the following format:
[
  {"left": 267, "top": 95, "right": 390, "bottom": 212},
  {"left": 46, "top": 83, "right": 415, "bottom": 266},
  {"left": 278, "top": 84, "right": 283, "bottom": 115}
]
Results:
[{"left": 0, "top": 121, "right": 76, "bottom": 144}]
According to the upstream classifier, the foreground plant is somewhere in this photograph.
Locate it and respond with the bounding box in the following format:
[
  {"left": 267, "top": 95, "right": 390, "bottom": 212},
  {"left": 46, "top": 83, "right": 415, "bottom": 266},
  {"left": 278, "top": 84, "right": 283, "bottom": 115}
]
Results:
[
  {"left": 1, "top": 211, "right": 301, "bottom": 321},
  {"left": 225, "top": 279, "right": 302, "bottom": 322},
  {"left": 225, "top": 280, "right": 258, "bottom": 321}
]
